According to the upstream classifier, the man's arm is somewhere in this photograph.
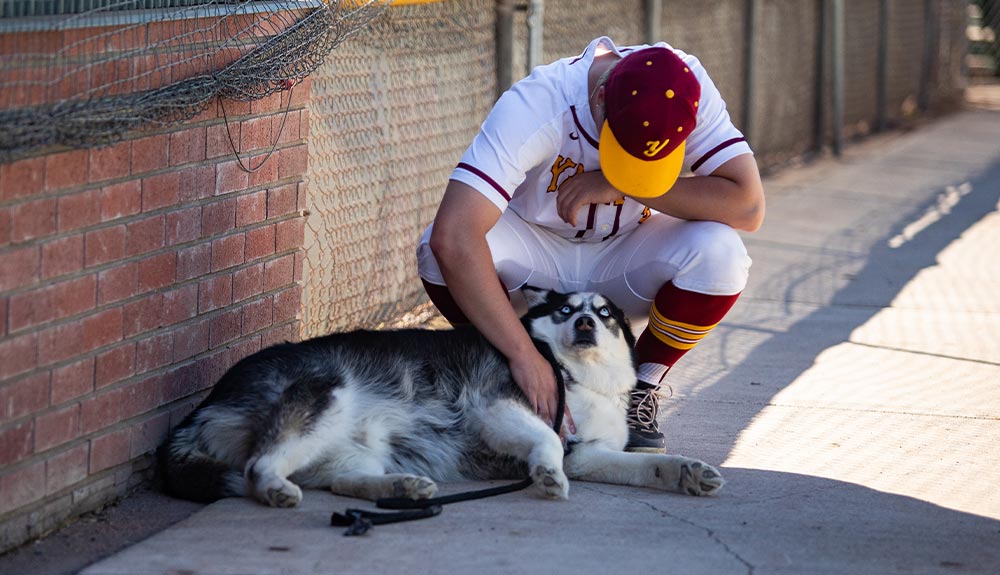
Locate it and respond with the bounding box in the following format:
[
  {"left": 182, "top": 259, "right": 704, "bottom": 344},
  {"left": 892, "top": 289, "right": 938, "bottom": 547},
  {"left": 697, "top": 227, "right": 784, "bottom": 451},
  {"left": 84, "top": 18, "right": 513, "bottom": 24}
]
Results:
[
  {"left": 428, "top": 180, "right": 566, "bottom": 428},
  {"left": 555, "top": 153, "right": 765, "bottom": 231}
]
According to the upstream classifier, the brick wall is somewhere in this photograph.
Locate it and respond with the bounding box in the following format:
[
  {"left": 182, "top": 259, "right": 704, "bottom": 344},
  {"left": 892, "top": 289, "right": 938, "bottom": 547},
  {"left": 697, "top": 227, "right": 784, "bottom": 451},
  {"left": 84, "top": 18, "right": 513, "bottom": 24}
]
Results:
[{"left": 0, "top": 32, "right": 310, "bottom": 549}]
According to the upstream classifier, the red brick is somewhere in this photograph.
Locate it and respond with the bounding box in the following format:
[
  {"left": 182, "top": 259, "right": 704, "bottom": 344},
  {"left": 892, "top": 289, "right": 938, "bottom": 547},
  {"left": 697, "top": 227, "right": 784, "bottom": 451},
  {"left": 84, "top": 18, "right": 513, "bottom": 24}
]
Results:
[
  {"left": 236, "top": 191, "right": 267, "bottom": 227},
  {"left": 80, "top": 389, "right": 122, "bottom": 434},
  {"left": 233, "top": 263, "right": 264, "bottom": 302},
  {"left": 41, "top": 235, "right": 84, "bottom": 279},
  {"left": 34, "top": 403, "right": 80, "bottom": 452},
  {"left": 37, "top": 322, "right": 84, "bottom": 366},
  {"left": 129, "top": 411, "right": 170, "bottom": 459},
  {"left": 141, "top": 172, "right": 180, "bottom": 212},
  {"left": 198, "top": 274, "right": 232, "bottom": 313},
  {"left": 121, "top": 376, "right": 162, "bottom": 419},
  {"left": 95, "top": 344, "right": 136, "bottom": 388},
  {"left": 245, "top": 225, "right": 275, "bottom": 262},
  {"left": 172, "top": 320, "right": 210, "bottom": 362},
  {"left": 123, "top": 293, "right": 163, "bottom": 338},
  {"left": 89, "top": 142, "right": 132, "bottom": 183},
  {"left": 263, "top": 254, "right": 295, "bottom": 292},
  {"left": 273, "top": 285, "right": 302, "bottom": 324},
  {"left": 131, "top": 134, "right": 169, "bottom": 174},
  {"left": 126, "top": 215, "right": 164, "bottom": 256},
  {"left": 46, "top": 443, "right": 89, "bottom": 495},
  {"left": 273, "top": 110, "right": 302, "bottom": 146},
  {"left": 58, "top": 189, "right": 102, "bottom": 232},
  {"left": 137, "top": 252, "right": 177, "bottom": 293},
  {"left": 299, "top": 109, "right": 310, "bottom": 141},
  {"left": 201, "top": 197, "right": 236, "bottom": 236},
  {"left": 0, "top": 297, "right": 7, "bottom": 336},
  {"left": 85, "top": 225, "right": 126, "bottom": 267},
  {"left": 261, "top": 322, "right": 296, "bottom": 349},
  {"left": 44, "top": 150, "right": 88, "bottom": 192},
  {"left": 97, "top": 262, "right": 138, "bottom": 304},
  {"left": 0, "top": 207, "right": 10, "bottom": 247},
  {"left": 0, "top": 157, "right": 45, "bottom": 200},
  {"left": 277, "top": 145, "right": 308, "bottom": 180},
  {"left": 81, "top": 307, "right": 124, "bottom": 352},
  {"left": 11, "top": 198, "right": 57, "bottom": 243},
  {"left": 252, "top": 92, "right": 282, "bottom": 115},
  {"left": 248, "top": 153, "right": 279, "bottom": 188},
  {"left": 275, "top": 217, "right": 304, "bottom": 252},
  {"left": 228, "top": 336, "right": 261, "bottom": 365},
  {"left": 51, "top": 358, "right": 95, "bottom": 405},
  {"left": 209, "top": 308, "right": 242, "bottom": 348},
  {"left": 89, "top": 427, "right": 131, "bottom": 473},
  {"left": 48, "top": 441, "right": 94, "bottom": 503},
  {"left": 211, "top": 233, "right": 245, "bottom": 271},
  {"left": 165, "top": 206, "right": 202, "bottom": 246},
  {"left": 0, "top": 460, "right": 46, "bottom": 514},
  {"left": 9, "top": 275, "right": 96, "bottom": 333},
  {"left": 169, "top": 127, "right": 207, "bottom": 167},
  {"left": 176, "top": 243, "right": 211, "bottom": 281},
  {"left": 0, "top": 371, "right": 47, "bottom": 422},
  {"left": 216, "top": 160, "right": 249, "bottom": 195},
  {"left": 177, "top": 165, "right": 216, "bottom": 202},
  {"left": 239, "top": 116, "right": 273, "bottom": 153},
  {"left": 206, "top": 123, "right": 236, "bottom": 159},
  {"left": 242, "top": 296, "right": 273, "bottom": 335},
  {"left": 100, "top": 180, "right": 142, "bottom": 221},
  {"left": 161, "top": 284, "right": 198, "bottom": 325},
  {"left": 267, "top": 184, "right": 298, "bottom": 218},
  {"left": 0, "top": 246, "right": 40, "bottom": 291},
  {"left": 136, "top": 333, "right": 173, "bottom": 374},
  {"left": 0, "top": 419, "right": 34, "bottom": 466}
]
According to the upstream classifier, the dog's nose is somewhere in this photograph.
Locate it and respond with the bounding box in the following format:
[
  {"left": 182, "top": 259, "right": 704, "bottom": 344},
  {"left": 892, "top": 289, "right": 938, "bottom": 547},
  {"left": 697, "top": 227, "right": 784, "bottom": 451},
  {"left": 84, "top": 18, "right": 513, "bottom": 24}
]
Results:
[{"left": 575, "top": 316, "right": 595, "bottom": 332}]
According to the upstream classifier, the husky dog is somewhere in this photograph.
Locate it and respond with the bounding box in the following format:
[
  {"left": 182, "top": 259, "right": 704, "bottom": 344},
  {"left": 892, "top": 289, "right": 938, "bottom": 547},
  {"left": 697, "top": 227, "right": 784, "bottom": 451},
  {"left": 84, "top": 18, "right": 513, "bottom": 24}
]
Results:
[{"left": 160, "top": 288, "right": 724, "bottom": 506}]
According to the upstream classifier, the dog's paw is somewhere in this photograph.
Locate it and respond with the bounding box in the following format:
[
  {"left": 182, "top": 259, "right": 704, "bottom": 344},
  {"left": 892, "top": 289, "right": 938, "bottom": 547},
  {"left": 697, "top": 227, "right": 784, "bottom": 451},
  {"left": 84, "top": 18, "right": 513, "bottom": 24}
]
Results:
[
  {"left": 392, "top": 474, "right": 438, "bottom": 500},
  {"left": 531, "top": 464, "right": 569, "bottom": 500},
  {"left": 676, "top": 459, "right": 725, "bottom": 496},
  {"left": 256, "top": 476, "right": 303, "bottom": 508}
]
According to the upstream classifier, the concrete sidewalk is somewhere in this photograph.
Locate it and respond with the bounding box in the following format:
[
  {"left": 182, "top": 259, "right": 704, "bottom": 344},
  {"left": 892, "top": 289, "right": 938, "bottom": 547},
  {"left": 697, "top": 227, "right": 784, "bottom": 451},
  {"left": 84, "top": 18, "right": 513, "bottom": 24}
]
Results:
[{"left": 44, "top": 104, "right": 1000, "bottom": 574}]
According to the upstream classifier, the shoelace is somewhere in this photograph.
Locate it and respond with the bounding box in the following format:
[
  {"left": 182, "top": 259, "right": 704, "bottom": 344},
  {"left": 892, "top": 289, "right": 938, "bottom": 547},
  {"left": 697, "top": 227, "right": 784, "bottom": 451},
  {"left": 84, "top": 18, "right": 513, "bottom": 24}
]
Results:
[{"left": 626, "top": 387, "right": 660, "bottom": 432}]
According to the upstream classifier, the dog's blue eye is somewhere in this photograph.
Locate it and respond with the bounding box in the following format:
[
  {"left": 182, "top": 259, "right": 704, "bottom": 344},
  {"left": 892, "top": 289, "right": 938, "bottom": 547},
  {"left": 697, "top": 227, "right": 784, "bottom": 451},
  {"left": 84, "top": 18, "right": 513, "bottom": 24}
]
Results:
[
  {"left": 598, "top": 306, "right": 610, "bottom": 317},
  {"left": 560, "top": 306, "right": 572, "bottom": 315}
]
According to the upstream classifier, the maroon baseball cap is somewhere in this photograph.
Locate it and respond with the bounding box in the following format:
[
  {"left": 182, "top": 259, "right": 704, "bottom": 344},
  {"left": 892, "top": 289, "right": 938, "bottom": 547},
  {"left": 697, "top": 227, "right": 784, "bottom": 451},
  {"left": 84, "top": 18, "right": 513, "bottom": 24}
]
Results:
[{"left": 599, "top": 47, "right": 701, "bottom": 198}]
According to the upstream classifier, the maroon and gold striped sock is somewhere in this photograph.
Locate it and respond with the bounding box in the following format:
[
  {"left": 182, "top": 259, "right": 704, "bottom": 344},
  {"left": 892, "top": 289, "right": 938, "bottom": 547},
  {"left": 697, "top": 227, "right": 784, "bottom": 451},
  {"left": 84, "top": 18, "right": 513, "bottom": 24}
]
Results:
[{"left": 634, "top": 281, "right": 740, "bottom": 385}]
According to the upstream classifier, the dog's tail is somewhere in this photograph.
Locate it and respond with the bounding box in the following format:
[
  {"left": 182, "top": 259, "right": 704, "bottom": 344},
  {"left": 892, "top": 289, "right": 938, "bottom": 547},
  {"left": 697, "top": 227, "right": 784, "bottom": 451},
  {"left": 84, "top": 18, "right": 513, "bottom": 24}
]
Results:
[{"left": 158, "top": 429, "right": 247, "bottom": 503}]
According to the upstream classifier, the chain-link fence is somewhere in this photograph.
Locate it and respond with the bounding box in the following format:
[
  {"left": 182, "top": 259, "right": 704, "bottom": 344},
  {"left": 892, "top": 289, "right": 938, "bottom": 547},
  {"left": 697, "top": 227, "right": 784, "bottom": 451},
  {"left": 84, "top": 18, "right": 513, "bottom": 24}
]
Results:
[
  {"left": 299, "top": 0, "right": 968, "bottom": 338},
  {"left": 969, "top": 0, "right": 1000, "bottom": 77}
]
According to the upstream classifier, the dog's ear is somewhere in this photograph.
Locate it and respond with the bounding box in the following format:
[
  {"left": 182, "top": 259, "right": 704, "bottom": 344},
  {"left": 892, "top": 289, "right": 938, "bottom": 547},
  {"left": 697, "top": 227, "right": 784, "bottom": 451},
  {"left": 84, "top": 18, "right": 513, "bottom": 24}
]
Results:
[{"left": 520, "top": 285, "right": 551, "bottom": 308}]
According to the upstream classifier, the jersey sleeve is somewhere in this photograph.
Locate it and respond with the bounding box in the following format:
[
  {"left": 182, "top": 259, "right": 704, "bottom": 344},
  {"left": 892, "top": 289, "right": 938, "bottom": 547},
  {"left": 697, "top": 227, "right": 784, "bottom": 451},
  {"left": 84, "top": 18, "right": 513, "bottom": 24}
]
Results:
[
  {"left": 682, "top": 57, "right": 753, "bottom": 176},
  {"left": 450, "top": 76, "right": 561, "bottom": 212}
]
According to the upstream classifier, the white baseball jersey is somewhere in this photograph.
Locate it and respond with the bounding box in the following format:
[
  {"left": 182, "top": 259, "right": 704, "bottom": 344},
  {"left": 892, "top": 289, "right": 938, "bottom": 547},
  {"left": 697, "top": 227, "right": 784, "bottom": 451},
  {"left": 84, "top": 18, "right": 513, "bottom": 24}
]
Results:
[{"left": 450, "top": 36, "right": 753, "bottom": 242}]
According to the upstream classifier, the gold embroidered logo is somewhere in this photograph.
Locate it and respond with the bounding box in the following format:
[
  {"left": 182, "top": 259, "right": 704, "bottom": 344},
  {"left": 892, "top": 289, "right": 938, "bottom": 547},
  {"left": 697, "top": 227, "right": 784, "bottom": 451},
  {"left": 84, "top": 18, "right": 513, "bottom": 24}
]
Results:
[
  {"left": 547, "top": 155, "right": 583, "bottom": 192},
  {"left": 644, "top": 139, "right": 669, "bottom": 157}
]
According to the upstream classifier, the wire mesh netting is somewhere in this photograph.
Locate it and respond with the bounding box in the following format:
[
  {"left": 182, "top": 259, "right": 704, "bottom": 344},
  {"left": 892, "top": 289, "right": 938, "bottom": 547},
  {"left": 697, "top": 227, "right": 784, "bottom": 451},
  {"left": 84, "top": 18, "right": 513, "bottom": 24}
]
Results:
[
  {"left": 0, "top": 0, "right": 389, "bottom": 163},
  {"left": 300, "top": 0, "right": 495, "bottom": 336}
]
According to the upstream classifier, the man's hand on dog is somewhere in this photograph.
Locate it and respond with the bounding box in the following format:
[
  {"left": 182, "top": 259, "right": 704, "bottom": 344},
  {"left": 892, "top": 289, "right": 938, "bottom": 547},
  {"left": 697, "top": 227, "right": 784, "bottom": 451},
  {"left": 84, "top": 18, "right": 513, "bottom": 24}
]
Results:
[{"left": 509, "top": 349, "right": 576, "bottom": 438}]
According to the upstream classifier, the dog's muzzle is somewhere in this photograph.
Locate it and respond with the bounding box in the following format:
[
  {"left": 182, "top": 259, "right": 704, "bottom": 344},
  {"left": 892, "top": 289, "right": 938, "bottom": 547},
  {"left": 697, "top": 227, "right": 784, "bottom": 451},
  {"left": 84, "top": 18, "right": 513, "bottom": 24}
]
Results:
[{"left": 572, "top": 315, "right": 597, "bottom": 347}]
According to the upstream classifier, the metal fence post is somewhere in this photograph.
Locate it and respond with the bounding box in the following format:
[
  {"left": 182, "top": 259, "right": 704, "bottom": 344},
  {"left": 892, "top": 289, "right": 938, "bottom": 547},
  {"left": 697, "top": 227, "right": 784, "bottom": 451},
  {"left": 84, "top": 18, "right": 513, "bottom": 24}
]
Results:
[
  {"left": 918, "top": 0, "right": 937, "bottom": 112},
  {"left": 815, "top": 0, "right": 827, "bottom": 151},
  {"left": 831, "top": 0, "right": 844, "bottom": 156},
  {"left": 743, "top": 0, "right": 756, "bottom": 143},
  {"left": 645, "top": 0, "right": 662, "bottom": 44},
  {"left": 496, "top": 0, "right": 515, "bottom": 98},
  {"left": 527, "top": 0, "right": 544, "bottom": 72},
  {"left": 877, "top": 0, "right": 889, "bottom": 132}
]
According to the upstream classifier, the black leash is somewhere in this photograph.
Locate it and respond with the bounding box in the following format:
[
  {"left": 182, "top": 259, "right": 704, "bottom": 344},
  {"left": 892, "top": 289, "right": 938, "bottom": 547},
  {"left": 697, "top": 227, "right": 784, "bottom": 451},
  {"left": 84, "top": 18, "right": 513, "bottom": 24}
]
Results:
[{"left": 331, "top": 341, "right": 567, "bottom": 536}]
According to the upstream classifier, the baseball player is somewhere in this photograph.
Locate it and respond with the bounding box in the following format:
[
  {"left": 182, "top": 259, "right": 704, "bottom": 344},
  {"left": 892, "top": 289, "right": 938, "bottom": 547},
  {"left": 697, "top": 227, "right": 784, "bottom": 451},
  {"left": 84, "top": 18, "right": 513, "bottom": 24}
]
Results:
[{"left": 416, "top": 36, "right": 764, "bottom": 452}]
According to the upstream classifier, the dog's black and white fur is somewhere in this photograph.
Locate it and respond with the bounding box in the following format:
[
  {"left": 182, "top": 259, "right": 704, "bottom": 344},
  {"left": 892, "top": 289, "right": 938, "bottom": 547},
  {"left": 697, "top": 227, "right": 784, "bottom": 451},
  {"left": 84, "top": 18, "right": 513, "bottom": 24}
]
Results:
[{"left": 160, "top": 288, "right": 724, "bottom": 506}]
